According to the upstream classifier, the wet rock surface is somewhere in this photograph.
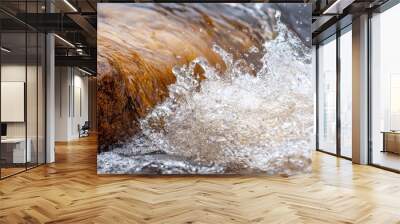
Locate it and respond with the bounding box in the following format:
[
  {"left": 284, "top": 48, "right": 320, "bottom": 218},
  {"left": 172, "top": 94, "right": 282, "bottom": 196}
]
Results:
[
  {"left": 98, "top": 3, "right": 277, "bottom": 151},
  {"left": 97, "top": 3, "right": 313, "bottom": 175}
]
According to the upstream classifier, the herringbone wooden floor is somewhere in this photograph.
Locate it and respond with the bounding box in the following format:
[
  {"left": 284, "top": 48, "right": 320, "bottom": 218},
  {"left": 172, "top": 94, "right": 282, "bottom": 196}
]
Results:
[{"left": 1, "top": 135, "right": 400, "bottom": 224}]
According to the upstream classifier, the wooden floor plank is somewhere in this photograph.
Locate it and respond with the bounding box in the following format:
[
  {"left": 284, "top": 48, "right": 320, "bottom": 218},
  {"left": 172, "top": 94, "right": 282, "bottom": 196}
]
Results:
[{"left": 0, "top": 135, "right": 400, "bottom": 223}]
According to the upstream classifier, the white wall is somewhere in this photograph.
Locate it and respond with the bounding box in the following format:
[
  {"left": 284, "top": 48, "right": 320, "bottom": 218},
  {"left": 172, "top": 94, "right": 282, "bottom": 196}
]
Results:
[
  {"left": 1, "top": 65, "right": 26, "bottom": 139},
  {"left": 1, "top": 63, "right": 46, "bottom": 164},
  {"left": 1, "top": 64, "right": 39, "bottom": 138},
  {"left": 55, "top": 66, "right": 70, "bottom": 141},
  {"left": 72, "top": 73, "right": 89, "bottom": 136},
  {"left": 55, "top": 67, "right": 89, "bottom": 141}
]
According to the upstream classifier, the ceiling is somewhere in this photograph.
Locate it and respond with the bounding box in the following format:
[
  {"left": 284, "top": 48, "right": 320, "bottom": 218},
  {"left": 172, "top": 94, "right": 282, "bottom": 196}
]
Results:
[
  {"left": 0, "top": 0, "right": 393, "bottom": 73},
  {"left": 311, "top": 0, "right": 390, "bottom": 43}
]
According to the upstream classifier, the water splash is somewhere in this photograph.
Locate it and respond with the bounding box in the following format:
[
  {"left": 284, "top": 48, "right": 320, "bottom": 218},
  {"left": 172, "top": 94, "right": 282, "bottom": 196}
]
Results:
[{"left": 98, "top": 9, "right": 313, "bottom": 175}]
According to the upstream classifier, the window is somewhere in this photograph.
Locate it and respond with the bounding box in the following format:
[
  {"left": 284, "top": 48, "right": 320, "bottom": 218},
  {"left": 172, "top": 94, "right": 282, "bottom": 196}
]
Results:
[
  {"left": 340, "top": 28, "right": 352, "bottom": 158},
  {"left": 318, "top": 37, "right": 337, "bottom": 154},
  {"left": 370, "top": 3, "right": 400, "bottom": 171},
  {"left": 0, "top": 1, "right": 46, "bottom": 179}
]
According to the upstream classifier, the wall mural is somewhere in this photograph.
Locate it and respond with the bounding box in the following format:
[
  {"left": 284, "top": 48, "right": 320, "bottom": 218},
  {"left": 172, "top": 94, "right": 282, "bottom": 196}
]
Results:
[{"left": 97, "top": 3, "right": 313, "bottom": 175}]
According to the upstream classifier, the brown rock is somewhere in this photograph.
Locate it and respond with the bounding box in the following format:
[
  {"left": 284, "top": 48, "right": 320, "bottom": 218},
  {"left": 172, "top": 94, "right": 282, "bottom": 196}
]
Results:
[{"left": 97, "top": 3, "right": 274, "bottom": 151}]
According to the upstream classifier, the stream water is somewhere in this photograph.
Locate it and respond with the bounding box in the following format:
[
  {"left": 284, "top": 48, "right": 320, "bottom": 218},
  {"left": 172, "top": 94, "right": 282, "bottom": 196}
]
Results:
[{"left": 97, "top": 4, "right": 313, "bottom": 175}]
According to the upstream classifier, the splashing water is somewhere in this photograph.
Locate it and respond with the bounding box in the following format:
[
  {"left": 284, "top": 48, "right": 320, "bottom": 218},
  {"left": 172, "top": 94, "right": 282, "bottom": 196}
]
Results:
[{"left": 98, "top": 9, "right": 313, "bottom": 175}]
